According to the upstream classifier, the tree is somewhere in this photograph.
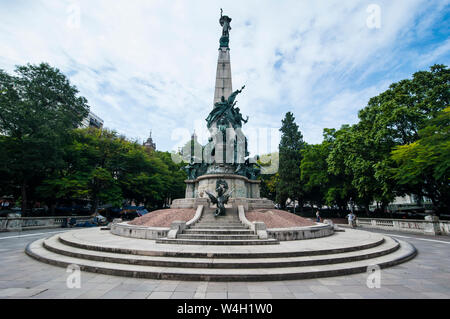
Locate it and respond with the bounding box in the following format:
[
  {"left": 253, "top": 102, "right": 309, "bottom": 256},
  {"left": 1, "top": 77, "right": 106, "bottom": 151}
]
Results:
[
  {"left": 154, "top": 151, "right": 187, "bottom": 207},
  {"left": 315, "top": 127, "right": 356, "bottom": 211},
  {"left": 37, "top": 128, "right": 187, "bottom": 212},
  {"left": 300, "top": 143, "right": 327, "bottom": 208},
  {"left": 391, "top": 107, "right": 450, "bottom": 213},
  {"left": 276, "top": 112, "right": 305, "bottom": 210},
  {"left": 37, "top": 128, "right": 125, "bottom": 212},
  {"left": 355, "top": 64, "right": 449, "bottom": 211},
  {"left": 0, "top": 63, "right": 89, "bottom": 211},
  {"left": 260, "top": 173, "right": 279, "bottom": 202},
  {"left": 326, "top": 65, "right": 449, "bottom": 212},
  {"left": 328, "top": 123, "right": 388, "bottom": 211},
  {"left": 258, "top": 152, "right": 279, "bottom": 201}
]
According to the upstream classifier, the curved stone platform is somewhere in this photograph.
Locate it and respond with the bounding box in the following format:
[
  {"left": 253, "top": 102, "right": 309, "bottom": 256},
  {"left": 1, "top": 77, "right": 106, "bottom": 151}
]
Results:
[
  {"left": 25, "top": 227, "right": 417, "bottom": 281},
  {"left": 111, "top": 205, "right": 333, "bottom": 243}
]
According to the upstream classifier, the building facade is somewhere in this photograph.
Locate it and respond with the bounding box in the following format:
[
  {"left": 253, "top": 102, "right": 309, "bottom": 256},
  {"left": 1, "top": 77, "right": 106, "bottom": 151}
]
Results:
[{"left": 80, "top": 111, "right": 104, "bottom": 129}]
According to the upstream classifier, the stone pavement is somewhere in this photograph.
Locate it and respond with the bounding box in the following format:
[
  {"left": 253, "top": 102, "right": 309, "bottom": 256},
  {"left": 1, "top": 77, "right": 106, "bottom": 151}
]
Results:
[{"left": 0, "top": 227, "right": 449, "bottom": 299}]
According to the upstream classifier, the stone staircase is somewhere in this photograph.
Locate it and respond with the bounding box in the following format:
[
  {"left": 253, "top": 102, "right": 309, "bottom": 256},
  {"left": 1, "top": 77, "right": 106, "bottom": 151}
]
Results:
[
  {"left": 25, "top": 227, "right": 417, "bottom": 281},
  {"left": 156, "top": 207, "right": 279, "bottom": 245}
]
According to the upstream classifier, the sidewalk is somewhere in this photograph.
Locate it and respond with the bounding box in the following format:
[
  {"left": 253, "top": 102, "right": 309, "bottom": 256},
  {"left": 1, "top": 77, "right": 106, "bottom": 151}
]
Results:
[{"left": 0, "top": 228, "right": 449, "bottom": 299}]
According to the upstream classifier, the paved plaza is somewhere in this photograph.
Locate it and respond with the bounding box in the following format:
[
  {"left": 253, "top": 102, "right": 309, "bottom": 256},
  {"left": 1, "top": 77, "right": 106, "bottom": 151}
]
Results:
[{"left": 0, "top": 227, "right": 449, "bottom": 299}]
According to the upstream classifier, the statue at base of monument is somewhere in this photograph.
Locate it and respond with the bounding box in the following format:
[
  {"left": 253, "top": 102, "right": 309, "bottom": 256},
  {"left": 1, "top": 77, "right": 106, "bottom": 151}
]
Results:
[
  {"left": 205, "top": 179, "right": 233, "bottom": 216},
  {"left": 234, "top": 156, "right": 262, "bottom": 180},
  {"left": 183, "top": 161, "right": 207, "bottom": 180}
]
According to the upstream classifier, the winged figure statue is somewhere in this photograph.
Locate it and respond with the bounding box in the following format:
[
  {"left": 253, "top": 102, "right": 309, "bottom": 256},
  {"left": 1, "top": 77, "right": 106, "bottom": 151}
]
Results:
[{"left": 205, "top": 179, "right": 234, "bottom": 216}]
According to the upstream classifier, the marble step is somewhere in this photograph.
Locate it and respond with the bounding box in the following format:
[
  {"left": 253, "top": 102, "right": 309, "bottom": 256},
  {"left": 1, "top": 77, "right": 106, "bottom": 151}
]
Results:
[
  {"left": 183, "top": 229, "right": 254, "bottom": 235},
  {"left": 26, "top": 237, "right": 417, "bottom": 281},
  {"left": 193, "top": 222, "right": 245, "bottom": 227},
  {"left": 189, "top": 225, "right": 248, "bottom": 229},
  {"left": 196, "top": 221, "right": 242, "bottom": 225},
  {"left": 199, "top": 217, "right": 241, "bottom": 221},
  {"left": 155, "top": 238, "right": 280, "bottom": 245},
  {"left": 40, "top": 235, "right": 400, "bottom": 269},
  {"left": 198, "top": 215, "right": 240, "bottom": 221}
]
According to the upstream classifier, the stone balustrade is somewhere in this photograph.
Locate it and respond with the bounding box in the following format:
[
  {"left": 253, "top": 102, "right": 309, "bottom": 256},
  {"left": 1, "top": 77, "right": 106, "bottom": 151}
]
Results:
[
  {"left": 355, "top": 216, "right": 450, "bottom": 236},
  {"left": 0, "top": 216, "right": 92, "bottom": 232}
]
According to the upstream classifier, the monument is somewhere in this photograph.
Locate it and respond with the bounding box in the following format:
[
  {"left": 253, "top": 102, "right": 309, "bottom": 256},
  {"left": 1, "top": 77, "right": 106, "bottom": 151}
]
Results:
[
  {"left": 25, "top": 10, "right": 416, "bottom": 282},
  {"left": 173, "top": 9, "right": 272, "bottom": 211}
]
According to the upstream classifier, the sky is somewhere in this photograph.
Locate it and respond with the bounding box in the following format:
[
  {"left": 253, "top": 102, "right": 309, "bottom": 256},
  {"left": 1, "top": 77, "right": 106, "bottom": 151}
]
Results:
[{"left": 0, "top": 0, "right": 449, "bottom": 156}]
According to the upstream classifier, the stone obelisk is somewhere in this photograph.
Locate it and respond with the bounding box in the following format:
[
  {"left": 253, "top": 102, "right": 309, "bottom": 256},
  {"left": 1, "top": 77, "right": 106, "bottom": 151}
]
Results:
[
  {"left": 213, "top": 10, "right": 233, "bottom": 105},
  {"left": 170, "top": 9, "right": 270, "bottom": 205}
]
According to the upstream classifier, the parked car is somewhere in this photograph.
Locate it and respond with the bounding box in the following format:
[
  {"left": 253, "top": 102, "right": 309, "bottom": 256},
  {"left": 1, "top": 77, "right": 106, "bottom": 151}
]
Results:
[
  {"left": 63, "top": 214, "right": 108, "bottom": 228},
  {"left": 92, "top": 214, "right": 108, "bottom": 226},
  {"left": 119, "top": 206, "right": 149, "bottom": 221}
]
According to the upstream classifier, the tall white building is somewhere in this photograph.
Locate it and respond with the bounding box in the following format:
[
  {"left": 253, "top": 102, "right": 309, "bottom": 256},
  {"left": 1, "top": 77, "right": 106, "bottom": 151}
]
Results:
[
  {"left": 80, "top": 111, "right": 104, "bottom": 129},
  {"left": 369, "top": 195, "right": 433, "bottom": 212}
]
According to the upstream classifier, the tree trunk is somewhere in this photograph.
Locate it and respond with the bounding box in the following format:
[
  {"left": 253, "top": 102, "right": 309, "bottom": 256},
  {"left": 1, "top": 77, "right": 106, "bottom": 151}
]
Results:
[
  {"left": 21, "top": 179, "right": 27, "bottom": 213},
  {"left": 92, "top": 197, "right": 99, "bottom": 215},
  {"left": 298, "top": 198, "right": 304, "bottom": 213},
  {"left": 364, "top": 201, "right": 370, "bottom": 214},
  {"left": 381, "top": 201, "right": 389, "bottom": 214}
]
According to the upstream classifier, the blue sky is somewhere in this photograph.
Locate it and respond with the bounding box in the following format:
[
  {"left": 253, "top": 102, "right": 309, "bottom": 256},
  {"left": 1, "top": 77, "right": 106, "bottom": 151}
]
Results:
[{"left": 0, "top": 0, "right": 449, "bottom": 155}]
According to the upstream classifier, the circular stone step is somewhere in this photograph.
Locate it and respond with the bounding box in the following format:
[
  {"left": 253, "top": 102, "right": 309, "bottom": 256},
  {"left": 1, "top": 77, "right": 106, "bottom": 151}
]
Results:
[
  {"left": 39, "top": 234, "right": 401, "bottom": 269},
  {"left": 56, "top": 228, "right": 388, "bottom": 258}
]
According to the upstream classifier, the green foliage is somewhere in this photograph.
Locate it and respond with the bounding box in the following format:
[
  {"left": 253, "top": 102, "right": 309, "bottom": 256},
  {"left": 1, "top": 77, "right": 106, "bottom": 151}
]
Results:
[
  {"left": 276, "top": 112, "right": 305, "bottom": 207},
  {"left": 0, "top": 63, "right": 89, "bottom": 210},
  {"left": 292, "top": 65, "right": 449, "bottom": 213},
  {"left": 260, "top": 172, "right": 279, "bottom": 201},
  {"left": 327, "top": 123, "right": 383, "bottom": 209},
  {"left": 258, "top": 152, "right": 280, "bottom": 201},
  {"left": 37, "top": 128, "right": 186, "bottom": 211},
  {"left": 391, "top": 107, "right": 450, "bottom": 211},
  {"left": 302, "top": 129, "right": 355, "bottom": 210},
  {"left": 326, "top": 65, "right": 449, "bottom": 211},
  {"left": 300, "top": 143, "right": 328, "bottom": 206},
  {"left": 0, "top": 62, "right": 186, "bottom": 212}
]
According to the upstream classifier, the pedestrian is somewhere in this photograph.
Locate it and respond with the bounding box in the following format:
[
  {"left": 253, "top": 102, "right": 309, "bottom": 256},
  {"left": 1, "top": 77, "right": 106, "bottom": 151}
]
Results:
[
  {"left": 316, "top": 210, "right": 321, "bottom": 223},
  {"left": 346, "top": 211, "right": 356, "bottom": 228}
]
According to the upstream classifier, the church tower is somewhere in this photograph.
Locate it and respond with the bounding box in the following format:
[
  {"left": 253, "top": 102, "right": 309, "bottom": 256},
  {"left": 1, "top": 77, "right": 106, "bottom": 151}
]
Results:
[{"left": 143, "top": 130, "right": 156, "bottom": 151}]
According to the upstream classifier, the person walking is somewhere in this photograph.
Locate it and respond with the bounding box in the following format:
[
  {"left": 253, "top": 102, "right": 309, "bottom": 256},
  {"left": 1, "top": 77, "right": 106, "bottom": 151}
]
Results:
[
  {"left": 346, "top": 211, "right": 356, "bottom": 228},
  {"left": 316, "top": 210, "right": 321, "bottom": 223}
]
